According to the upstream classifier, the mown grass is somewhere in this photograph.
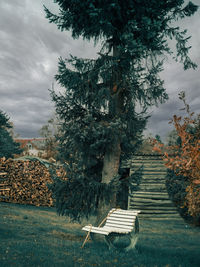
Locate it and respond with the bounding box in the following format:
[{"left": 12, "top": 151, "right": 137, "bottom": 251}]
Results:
[{"left": 0, "top": 202, "right": 199, "bottom": 267}]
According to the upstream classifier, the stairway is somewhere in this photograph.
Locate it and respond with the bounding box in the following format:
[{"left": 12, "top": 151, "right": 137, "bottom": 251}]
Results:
[{"left": 126, "top": 155, "right": 182, "bottom": 220}]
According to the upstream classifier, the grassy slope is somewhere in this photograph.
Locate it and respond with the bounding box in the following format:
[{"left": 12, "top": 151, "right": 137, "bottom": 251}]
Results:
[{"left": 0, "top": 202, "right": 199, "bottom": 267}]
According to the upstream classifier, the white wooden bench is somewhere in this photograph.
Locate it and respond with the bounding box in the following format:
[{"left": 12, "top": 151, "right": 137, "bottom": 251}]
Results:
[{"left": 82, "top": 208, "right": 141, "bottom": 251}]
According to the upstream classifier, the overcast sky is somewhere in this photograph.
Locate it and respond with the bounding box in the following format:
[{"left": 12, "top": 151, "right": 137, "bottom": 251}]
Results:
[{"left": 0, "top": 0, "right": 199, "bottom": 142}]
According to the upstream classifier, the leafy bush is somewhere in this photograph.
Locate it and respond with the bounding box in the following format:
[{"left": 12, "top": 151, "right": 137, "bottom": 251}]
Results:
[{"left": 153, "top": 92, "right": 200, "bottom": 224}]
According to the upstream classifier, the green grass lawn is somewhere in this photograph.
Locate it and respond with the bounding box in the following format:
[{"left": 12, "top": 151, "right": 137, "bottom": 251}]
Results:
[{"left": 0, "top": 202, "right": 199, "bottom": 267}]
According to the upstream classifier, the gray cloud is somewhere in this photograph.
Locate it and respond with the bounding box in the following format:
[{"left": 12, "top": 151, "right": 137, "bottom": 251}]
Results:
[
  {"left": 146, "top": 2, "right": 200, "bottom": 142},
  {"left": 0, "top": 0, "right": 199, "bottom": 141},
  {"left": 0, "top": 0, "right": 72, "bottom": 137}
]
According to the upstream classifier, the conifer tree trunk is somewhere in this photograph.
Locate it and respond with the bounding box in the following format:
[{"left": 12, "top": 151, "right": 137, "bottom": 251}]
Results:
[
  {"left": 96, "top": 45, "right": 123, "bottom": 225},
  {"left": 102, "top": 44, "right": 122, "bottom": 184},
  {"left": 101, "top": 141, "right": 121, "bottom": 184},
  {"left": 95, "top": 142, "right": 121, "bottom": 226}
]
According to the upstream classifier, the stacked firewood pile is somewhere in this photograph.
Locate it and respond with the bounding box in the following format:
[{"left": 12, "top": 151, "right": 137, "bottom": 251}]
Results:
[{"left": 0, "top": 157, "right": 66, "bottom": 207}]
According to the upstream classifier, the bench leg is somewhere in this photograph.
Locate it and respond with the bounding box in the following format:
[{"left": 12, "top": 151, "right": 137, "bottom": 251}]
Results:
[
  {"left": 124, "top": 234, "right": 138, "bottom": 252},
  {"left": 124, "top": 216, "right": 139, "bottom": 251},
  {"left": 104, "top": 235, "right": 118, "bottom": 250},
  {"left": 90, "top": 232, "right": 120, "bottom": 250},
  {"left": 104, "top": 216, "right": 140, "bottom": 252},
  {"left": 104, "top": 232, "right": 138, "bottom": 251}
]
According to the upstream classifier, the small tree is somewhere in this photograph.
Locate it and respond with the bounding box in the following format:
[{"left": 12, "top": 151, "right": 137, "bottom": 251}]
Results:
[
  {"left": 0, "top": 110, "right": 22, "bottom": 158},
  {"left": 155, "top": 134, "right": 163, "bottom": 144},
  {"left": 153, "top": 92, "right": 200, "bottom": 220},
  {"left": 166, "top": 130, "right": 180, "bottom": 146},
  {"left": 39, "top": 115, "right": 59, "bottom": 160},
  {"left": 44, "top": 1, "right": 198, "bottom": 221}
]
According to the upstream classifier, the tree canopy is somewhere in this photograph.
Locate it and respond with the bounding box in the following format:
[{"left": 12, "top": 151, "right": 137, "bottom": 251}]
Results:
[
  {"left": 45, "top": 0, "right": 197, "bottom": 69},
  {"left": 45, "top": 0, "right": 198, "bottom": 220}
]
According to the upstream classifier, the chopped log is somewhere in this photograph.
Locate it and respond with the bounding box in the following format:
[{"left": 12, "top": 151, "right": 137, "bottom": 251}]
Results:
[{"left": 0, "top": 188, "right": 10, "bottom": 191}]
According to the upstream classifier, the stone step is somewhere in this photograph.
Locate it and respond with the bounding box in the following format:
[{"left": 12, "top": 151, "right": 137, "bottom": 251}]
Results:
[
  {"left": 133, "top": 172, "right": 166, "bottom": 176},
  {"left": 137, "top": 173, "right": 166, "bottom": 176},
  {"left": 131, "top": 161, "right": 164, "bottom": 164},
  {"left": 132, "top": 172, "right": 166, "bottom": 175},
  {"left": 130, "top": 206, "right": 177, "bottom": 211},
  {"left": 132, "top": 178, "right": 166, "bottom": 182},
  {"left": 131, "top": 201, "right": 172, "bottom": 206},
  {"left": 131, "top": 177, "right": 167, "bottom": 181},
  {"left": 132, "top": 181, "right": 166, "bottom": 185},
  {"left": 131, "top": 163, "right": 165, "bottom": 167},
  {"left": 140, "top": 210, "right": 178, "bottom": 215},
  {"left": 132, "top": 194, "right": 170, "bottom": 200},
  {"left": 131, "top": 163, "right": 166, "bottom": 167},
  {"left": 134, "top": 190, "right": 168, "bottom": 195},
  {"left": 139, "top": 214, "right": 183, "bottom": 220},
  {"left": 129, "top": 205, "right": 177, "bottom": 212},
  {"left": 130, "top": 200, "right": 175, "bottom": 207},
  {"left": 132, "top": 156, "right": 162, "bottom": 159},
  {"left": 131, "top": 189, "right": 168, "bottom": 194},
  {"left": 131, "top": 168, "right": 167, "bottom": 173},
  {"left": 128, "top": 209, "right": 181, "bottom": 218},
  {"left": 131, "top": 184, "right": 166, "bottom": 190},
  {"left": 132, "top": 169, "right": 166, "bottom": 171}
]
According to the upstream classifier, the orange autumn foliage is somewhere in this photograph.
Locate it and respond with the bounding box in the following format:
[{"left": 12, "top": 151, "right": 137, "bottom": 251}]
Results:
[{"left": 153, "top": 92, "right": 200, "bottom": 217}]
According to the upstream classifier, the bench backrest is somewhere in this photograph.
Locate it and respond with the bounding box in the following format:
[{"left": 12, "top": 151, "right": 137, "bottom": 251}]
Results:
[{"left": 104, "top": 209, "right": 140, "bottom": 231}]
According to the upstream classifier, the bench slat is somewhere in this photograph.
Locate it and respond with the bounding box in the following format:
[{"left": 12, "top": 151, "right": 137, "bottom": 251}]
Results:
[
  {"left": 82, "top": 226, "right": 109, "bottom": 233},
  {"left": 82, "top": 226, "right": 110, "bottom": 235},
  {"left": 109, "top": 213, "right": 139, "bottom": 218},
  {"left": 89, "top": 229, "right": 109, "bottom": 235},
  {"left": 82, "top": 225, "right": 131, "bottom": 235},
  {"left": 110, "top": 213, "right": 137, "bottom": 218},
  {"left": 105, "top": 221, "right": 133, "bottom": 227},
  {"left": 106, "top": 219, "right": 134, "bottom": 226},
  {"left": 103, "top": 226, "right": 130, "bottom": 234},
  {"left": 105, "top": 223, "right": 133, "bottom": 230},
  {"left": 110, "top": 209, "right": 140, "bottom": 215},
  {"left": 108, "top": 215, "right": 136, "bottom": 221}
]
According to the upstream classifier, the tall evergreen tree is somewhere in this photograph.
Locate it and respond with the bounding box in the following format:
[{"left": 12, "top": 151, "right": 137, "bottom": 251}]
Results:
[
  {"left": 0, "top": 110, "right": 22, "bottom": 158},
  {"left": 44, "top": 0, "right": 198, "bottom": 221}
]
